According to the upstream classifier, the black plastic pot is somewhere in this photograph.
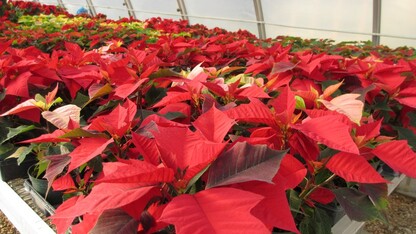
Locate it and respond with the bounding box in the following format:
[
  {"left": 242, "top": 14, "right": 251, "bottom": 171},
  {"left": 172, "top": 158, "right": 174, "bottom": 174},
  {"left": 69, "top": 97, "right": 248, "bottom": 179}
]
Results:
[
  {"left": 27, "top": 165, "right": 63, "bottom": 206},
  {"left": 0, "top": 157, "right": 37, "bottom": 182},
  {"left": 317, "top": 202, "right": 345, "bottom": 226}
]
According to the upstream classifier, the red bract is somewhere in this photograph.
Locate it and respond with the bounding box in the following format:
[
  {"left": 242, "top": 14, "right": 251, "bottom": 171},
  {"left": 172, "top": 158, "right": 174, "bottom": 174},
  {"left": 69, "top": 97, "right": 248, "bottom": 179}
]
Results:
[{"left": 158, "top": 188, "right": 269, "bottom": 234}]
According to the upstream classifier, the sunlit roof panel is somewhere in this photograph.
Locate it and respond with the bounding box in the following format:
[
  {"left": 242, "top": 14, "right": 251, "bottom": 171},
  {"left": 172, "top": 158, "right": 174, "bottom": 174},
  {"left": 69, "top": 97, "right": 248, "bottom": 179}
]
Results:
[
  {"left": 184, "top": 0, "right": 258, "bottom": 36},
  {"left": 381, "top": 0, "right": 416, "bottom": 48},
  {"left": 262, "top": 0, "right": 372, "bottom": 42},
  {"left": 130, "top": 0, "right": 181, "bottom": 20},
  {"left": 91, "top": 0, "right": 129, "bottom": 19}
]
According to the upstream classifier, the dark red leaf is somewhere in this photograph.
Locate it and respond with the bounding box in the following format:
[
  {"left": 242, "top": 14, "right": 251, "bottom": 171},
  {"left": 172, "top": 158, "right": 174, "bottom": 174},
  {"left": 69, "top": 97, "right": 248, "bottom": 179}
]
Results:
[
  {"left": 44, "top": 154, "right": 71, "bottom": 189},
  {"left": 206, "top": 142, "right": 286, "bottom": 188},
  {"left": 90, "top": 209, "right": 138, "bottom": 234}
]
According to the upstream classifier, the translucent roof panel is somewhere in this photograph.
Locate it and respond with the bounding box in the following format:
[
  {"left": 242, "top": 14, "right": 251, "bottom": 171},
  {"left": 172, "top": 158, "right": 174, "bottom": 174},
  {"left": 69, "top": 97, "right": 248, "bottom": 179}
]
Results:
[
  {"left": 380, "top": 0, "right": 416, "bottom": 48},
  {"left": 61, "top": 0, "right": 87, "bottom": 15},
  {"left": 91, "top": 0, "right": 129, "bottom": 19},
  {"left": 130, "top": 0, "right": 182, "bottom": 21},
  {"left": 262, "top": 0, "right": 372, "bottom": 42},
  {"left": 184, "top": 0, "right": 258, "bottom": 36}
]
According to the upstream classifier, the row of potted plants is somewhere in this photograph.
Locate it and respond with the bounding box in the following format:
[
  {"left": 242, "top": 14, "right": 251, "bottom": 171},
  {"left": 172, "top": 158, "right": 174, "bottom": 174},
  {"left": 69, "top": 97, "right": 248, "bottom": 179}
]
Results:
[
  {"left": 1, "top": 1, "right": 416, "bottom": 234},
  {"left": 2, "top": 0, "right": 416, "bottom": 60}
]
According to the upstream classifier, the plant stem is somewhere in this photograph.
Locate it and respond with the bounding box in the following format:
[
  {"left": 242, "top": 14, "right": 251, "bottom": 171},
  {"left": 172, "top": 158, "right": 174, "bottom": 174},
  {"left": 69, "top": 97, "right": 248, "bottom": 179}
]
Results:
[{"left": 299, "top": 173, "right": 337, "bottom": 200}]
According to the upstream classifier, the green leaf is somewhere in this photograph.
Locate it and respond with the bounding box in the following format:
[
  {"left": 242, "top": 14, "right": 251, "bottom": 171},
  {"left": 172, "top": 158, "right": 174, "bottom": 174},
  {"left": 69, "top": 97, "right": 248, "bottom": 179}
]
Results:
[
  {"left": 72, "top": 92, "right": 89, "bottom": 107},
  {"left": 0, "top": 88, "right": 5, "bottom": 102},
  {"left": 373, "top": 97, "right": 391, "bottom": 111},
  {"left": 295, "top": 95, "right": 306, "bottom": 110},
  {"left": 333, "top": 187, "right": 384, "bottom": 222},
  {"left": 186, "top": 164, "right": 210, "bottom": 193},
  {"left": 299, "top": 207, "right": 332, "bottom": 234},
  {"left": 0, "top": 143, "right": 14, "bottom": 158},
  {"left": 163, "top": 111, "right": 187, "bottom": 120},
  {"left": 148, "top": 68, "right": 181, "bottom": 79},
  {"left": 90, "top": 100, "right": 121, "bottom": 119},
  {"left": 87, "top": 155, "right": 103, "bottom": 173},
  {"left": 144, "top": 85, "right": 167, "bottom": 106},
  {"left": 37, "top": 159, "right": 50, "bottom": 178},
  {"left": 59, "top": 128, "right": 108, "bottom": 139},
  {"left": 206, "top": 142, "right": 287, "bottom": 189},
  {"left": 7, "top": 145, "right": 35, "bottom": 165},
  {"left": 288, "top": 189, "right": 303, "bottom": 216},
  {"left": 1, "top": 125, "right": 36, "bottom": 144},
  {"left": 359, "top": 183, "right": 389, "bottom": 215},
  {"left": 408, "top": 111, "right": 416, "bottom": 127},
  {"left": 34, "top": 93, "right": 46, "bottom": 103},
  {"left": 393, "top": 126, "right": 416, "bottom": 149},
  {"left": 83, "top": 83, "right": 113, "bottom": 108}
]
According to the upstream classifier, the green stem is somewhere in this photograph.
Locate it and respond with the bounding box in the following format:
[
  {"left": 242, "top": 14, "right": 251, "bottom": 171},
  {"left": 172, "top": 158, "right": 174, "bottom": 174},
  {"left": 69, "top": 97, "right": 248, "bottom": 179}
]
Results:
[{"left": 299, "top": 173, "right": 337, "bottom": 200}]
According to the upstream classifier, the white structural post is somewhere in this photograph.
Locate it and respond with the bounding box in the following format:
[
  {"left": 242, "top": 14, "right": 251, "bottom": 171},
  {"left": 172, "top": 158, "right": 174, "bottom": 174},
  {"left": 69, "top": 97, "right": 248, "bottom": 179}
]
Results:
[
  {"left": 253, "top": 0, "right": 266, "bottom": 39},
  {"left": 124, "top": 0, "right": 136, "bottom": 19},
  {"left": 85, "top": 0, "right": 97, "bottom": 16},
  {"left": 176, "top": 0, "right": 189, "bottom": 21},
  {"left": 56, "top": 0, "right": 65, "bottom": 9},
  {"left": 372, "top": 0, "right": 382, "bottom": 45}
]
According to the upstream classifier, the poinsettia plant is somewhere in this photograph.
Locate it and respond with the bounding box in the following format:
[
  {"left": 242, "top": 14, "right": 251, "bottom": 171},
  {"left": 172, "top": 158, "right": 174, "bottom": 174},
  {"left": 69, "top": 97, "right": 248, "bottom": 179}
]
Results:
[{"left": 1, "top": 3, "right": 416, "bottom": 234}]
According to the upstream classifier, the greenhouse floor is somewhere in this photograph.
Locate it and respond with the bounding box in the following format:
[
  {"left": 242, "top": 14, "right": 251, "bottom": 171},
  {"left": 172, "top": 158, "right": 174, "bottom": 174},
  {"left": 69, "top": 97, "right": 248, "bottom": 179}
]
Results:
[
  {"left": 364, "top": 193, "right": 416, "bottom": 234},
  {"left": 0, "top": 210, "right": 18, "bottom": 234},
  {"left": 0, "top": 179, "right": 415, "bottom": 234}
]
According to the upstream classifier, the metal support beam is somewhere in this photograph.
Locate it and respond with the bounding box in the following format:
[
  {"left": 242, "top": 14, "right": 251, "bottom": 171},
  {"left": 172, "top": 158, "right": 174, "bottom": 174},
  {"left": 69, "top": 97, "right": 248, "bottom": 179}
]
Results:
[
  {"left": 372, "top": 0, "right": 382, "bottom": 45},
  {"left": 253, "top": 0, "right": 266, "bottom": 39},
  {"left": 176, "top": 0, "right": 189, "bottom": 21},
  {"left": 85, "top": 0, "right": 97, "bottom": 16},
  {"left": 124, "top": 0, "right": 137, "bottom": 19},
  {"left": 56, "top": 0, "right": 65, "bottom": 9}
]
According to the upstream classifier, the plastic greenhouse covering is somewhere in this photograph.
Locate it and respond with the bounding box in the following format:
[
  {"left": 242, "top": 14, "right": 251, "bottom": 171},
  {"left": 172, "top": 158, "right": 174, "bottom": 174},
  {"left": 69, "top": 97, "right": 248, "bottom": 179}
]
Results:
[{"left": 21, "top": 0, "right": 416, "bottom": 48}]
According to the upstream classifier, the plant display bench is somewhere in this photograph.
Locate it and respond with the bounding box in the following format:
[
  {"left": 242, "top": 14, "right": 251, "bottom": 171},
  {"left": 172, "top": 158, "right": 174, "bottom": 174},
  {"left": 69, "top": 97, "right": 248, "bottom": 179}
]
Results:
[
  {"left": 0, "top": 179, "right": 55, "bottom": 234},
  {"left": 0, "top": 174, "right": 408, "bottom": 234}
]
